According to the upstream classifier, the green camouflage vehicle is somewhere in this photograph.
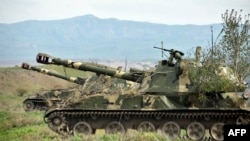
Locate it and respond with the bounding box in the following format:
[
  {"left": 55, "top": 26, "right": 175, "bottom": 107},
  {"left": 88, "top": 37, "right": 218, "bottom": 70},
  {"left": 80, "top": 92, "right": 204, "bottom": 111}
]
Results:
[
  {"left": 21, "top": 63, "right": 85, "bottom": 111},
  {"left": 36, "top": 47, "right": 250, "bottom": 141}
]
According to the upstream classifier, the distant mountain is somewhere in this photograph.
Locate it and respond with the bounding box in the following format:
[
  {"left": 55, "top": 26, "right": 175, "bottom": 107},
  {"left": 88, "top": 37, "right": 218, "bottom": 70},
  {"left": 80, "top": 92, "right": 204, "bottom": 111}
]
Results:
[{"left": 0, "top": 14, "right": 222, "bottom": 66}]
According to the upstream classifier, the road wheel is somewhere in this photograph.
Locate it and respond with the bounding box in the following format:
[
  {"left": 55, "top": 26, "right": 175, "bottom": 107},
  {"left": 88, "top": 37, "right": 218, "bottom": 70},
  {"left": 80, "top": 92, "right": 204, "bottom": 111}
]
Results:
[
  {"left": 210, "top": 122, "right": 224, "bottom": 141},
  {"left": 105, "top": 121, "right": 125, "bottom": 134},
  {"left": 47, "top": 112, "right": 68, "bottom": 135},
  {"left": 23, "top": 100, "right": 35, "bottom": 111},
  {"left": 186, "top": 121, "right": 205, "bottom": 141},
  {"left": 161, "top": 121, "right": 180, "bottom": 139},
  {"left": 137, "top": 121, "right": 155, "bottom": 132},
  {"left": 73, "top": 121, "right": 92, "bottom": 135}
]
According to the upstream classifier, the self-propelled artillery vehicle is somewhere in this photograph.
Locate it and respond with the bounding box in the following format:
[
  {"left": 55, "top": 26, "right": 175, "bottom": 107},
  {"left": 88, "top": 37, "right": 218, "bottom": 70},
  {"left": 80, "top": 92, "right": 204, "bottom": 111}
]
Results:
[
  {"left": 21, "top": 62, "right": 86, "bottom": 111},
  {"left": 36, "top": 47, "right": 250, "bottom": 141}
]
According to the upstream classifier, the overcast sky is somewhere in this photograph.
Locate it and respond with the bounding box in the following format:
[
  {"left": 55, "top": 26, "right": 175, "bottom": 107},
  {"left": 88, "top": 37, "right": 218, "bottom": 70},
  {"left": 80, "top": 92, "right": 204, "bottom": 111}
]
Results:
[{"left": 0, "top": 0, "right": 249, "bottom": 25}]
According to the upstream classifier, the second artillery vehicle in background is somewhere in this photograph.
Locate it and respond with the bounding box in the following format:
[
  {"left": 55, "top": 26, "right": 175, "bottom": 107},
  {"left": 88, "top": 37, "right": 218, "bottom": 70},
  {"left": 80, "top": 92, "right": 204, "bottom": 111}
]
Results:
[
  {"left": 36, "top": 46, "right": 250, "bottom": 141},
  {"left": 21, "top": 63, "right": 86, "bottom": 112},
  {"left": 22, "top": 62, "right": 135, "bottom": 112}
]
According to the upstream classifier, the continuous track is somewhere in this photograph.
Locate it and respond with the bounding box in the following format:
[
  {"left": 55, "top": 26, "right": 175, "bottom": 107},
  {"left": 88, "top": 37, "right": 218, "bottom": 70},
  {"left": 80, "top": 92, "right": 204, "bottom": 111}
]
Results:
[
  {"left": 23, "top": 99, "right": 48, "bottom": 111},
  {"left": 44, "top": 108, "right": 250, "bottom": 141}
]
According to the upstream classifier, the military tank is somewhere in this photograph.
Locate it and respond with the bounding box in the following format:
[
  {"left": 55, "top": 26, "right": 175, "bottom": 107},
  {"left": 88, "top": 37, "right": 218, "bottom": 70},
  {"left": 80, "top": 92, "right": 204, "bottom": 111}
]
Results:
[
  {"left": 21, "top": 62, "right": 86, "bottom": 112},
  {"left": 36, "top": 48, "right": 250, "bottom": 141}
]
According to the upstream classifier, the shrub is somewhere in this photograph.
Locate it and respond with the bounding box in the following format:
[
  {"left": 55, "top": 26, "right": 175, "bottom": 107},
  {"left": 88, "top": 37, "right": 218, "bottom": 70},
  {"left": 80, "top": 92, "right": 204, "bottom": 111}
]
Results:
[{"left": 16, "top": 88, "right": 27, "bottom": 97}]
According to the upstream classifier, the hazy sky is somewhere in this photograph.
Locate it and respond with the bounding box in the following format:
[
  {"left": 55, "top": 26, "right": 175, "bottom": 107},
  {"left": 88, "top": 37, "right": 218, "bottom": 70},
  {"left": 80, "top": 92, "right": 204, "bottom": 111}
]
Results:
[{"left": 0, "top": 0, "right": 249, "bottom": 25}]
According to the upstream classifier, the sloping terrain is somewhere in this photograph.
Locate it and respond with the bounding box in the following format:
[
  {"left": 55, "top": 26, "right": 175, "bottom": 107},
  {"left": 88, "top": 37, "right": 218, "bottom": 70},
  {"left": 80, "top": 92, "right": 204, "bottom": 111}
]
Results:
[
  {"left": 0, "top": 67, "right": 75, "bottom": 97},
  {"left": 0, "top": 66, "right": 88, "bottom": 140}
]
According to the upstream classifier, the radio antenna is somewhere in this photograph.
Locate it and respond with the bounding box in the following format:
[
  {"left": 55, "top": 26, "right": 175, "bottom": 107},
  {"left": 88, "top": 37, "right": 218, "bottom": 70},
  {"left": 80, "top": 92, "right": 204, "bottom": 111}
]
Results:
[{"left": 161, "top": 41, "right": 163, "bottom": 58}]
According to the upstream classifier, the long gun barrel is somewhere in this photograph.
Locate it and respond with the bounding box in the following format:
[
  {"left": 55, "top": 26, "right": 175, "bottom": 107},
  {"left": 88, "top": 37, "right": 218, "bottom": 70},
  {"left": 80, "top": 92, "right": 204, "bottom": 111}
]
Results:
[
  {"left": 153, "top": 46, "right": 184, "bottom": 56},
  {"left": 21, "top": 62, "right": 86, "bottom": 85},
  {"left": 36, "top": 53, "right": 143, "bottom": 83}
]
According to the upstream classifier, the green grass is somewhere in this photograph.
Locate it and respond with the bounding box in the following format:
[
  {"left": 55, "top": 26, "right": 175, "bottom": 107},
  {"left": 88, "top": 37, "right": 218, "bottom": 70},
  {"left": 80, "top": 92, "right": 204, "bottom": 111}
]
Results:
[
  {"left": 0, "top": 95, "right": 24, "bottom": 112},
  {"left": 0, "top": 124, "right": 54, "bottom": 141},
  {"left": 0, "top": 111, "right": 43, "bottom": 131},
  {"left": 0, "top": 108, "right": 62, "bottom": 141}
]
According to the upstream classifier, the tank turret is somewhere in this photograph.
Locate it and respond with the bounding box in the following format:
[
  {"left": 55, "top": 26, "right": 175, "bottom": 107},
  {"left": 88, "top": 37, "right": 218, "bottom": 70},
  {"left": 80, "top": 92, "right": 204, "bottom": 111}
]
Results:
[{"left": 38, "top": 47, "right": 250, "bottom": 141}]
